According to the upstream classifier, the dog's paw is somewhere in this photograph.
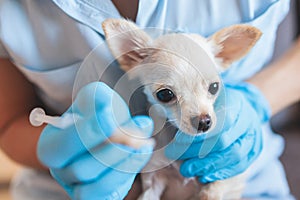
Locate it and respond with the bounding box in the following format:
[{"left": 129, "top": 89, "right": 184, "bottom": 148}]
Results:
[
  {"left": 195, "top": 183, "right": 223, "bottom": 200},
  {"left": 198, "top": 190, "right": 222, "bottom": 200},
  {"left": 188, "top": 189, "right": 222, "bottom": 200}
]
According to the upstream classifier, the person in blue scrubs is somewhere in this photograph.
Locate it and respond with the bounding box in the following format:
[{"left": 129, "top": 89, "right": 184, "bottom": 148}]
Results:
[{"left": 0, "top": 0, "right": 299, "bottom": 199}]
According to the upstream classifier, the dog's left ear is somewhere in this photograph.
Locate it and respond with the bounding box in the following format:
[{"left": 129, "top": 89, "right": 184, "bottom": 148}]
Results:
[
  {"left": 209, "top": 25, "right": 262, "bottom": 70},
  {"left": 102, "top": 19, "right": 153, "bottom": 71}
]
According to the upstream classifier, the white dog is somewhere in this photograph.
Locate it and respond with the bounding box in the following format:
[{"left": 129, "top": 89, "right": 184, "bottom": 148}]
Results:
[{"left": 102, "top": 19, "right": 261, "bottom": 200}]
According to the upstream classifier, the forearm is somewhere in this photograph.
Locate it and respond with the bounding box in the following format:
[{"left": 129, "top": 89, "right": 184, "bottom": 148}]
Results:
[
  {"left": 0, "top": 113, "right": 47, "bottom": 170},
  {"left": 248, "top": 38, "right": 300, "bottom": 116},
  {"left": 0, "top": 58, "right": 47, "bottom": 170}
]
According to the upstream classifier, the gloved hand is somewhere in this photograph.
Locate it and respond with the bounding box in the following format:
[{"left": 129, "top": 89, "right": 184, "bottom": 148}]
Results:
[
  {"left": 37, "top": 82, "right": 154, "bottom": 200},
  {"left": 165, "top": 82, "right": 271, "bottom": 183}
]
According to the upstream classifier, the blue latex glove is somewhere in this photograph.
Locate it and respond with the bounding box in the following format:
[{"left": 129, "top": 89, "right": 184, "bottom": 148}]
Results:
[
  {"left": 165, "top": 82, "right": 271, "bottom": 183},
  {"left": 38, "top": 82, "right": 154, "bottom": 200}
]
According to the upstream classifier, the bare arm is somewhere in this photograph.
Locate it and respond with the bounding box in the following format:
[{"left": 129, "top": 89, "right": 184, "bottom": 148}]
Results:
[
  {"left": 0, "top": 58, "right": 46, "bottom": 170},
  {"left": 248, "top": 37, "right": 300, "bottom": 116}
]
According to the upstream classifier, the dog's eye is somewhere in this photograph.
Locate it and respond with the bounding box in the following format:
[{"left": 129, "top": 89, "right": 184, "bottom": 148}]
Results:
[
  {"left": 208, "top": 82, "right": 219, "bottom": 95},
  {"left": 156, "top": 89, "right": 176, "bottom": 103}
]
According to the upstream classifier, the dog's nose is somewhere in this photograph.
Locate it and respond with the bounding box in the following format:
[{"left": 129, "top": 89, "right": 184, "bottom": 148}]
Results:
[{"left": 191, "top": 114, "right": 212, "bottom": 133}]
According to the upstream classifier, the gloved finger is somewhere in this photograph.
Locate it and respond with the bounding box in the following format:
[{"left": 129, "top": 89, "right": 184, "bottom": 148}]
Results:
[
  {"left": 51, "top": 139, "right": 152, "bottom": 185},
  {"left": 38, "top": 124, "right": 91, "bottom": 168},
  {"left": 131, "top": 115, "right": 154, "bottom": 137},
  {"left": 39, "top": 114, "right": 154, "bottom": 169},
  {"left": 72, "top": 147, "right": 152, "bottom": 200},
  {"left": 198, "top": 144, "right": 260, "bottom": 184},
  {"left": 58, "top": 114, "right": 154, "bottom": 167},
  {"left": 50, "top": 143, "right": 134, "bottom": 185},
  {"left": 72, "top": 82, "right": 132, "bottom": 129},
  {"left": 73, "top": 169, "right": 137, "bottom": 200},
  {"left": 108, "top": 116, "right": 155, "bottom": 149},
  {"left": 179, "top": 128, "right": 257, "bottom": 178},
  {"left": 49, "top": 171, "right": 74, "bottom": 197},
  {"left": 164, "top": 133, "right": 216, "bottom": 160},
  {"left": 38, "top": 114, "right": 118, "bottom": 168},
  {"left": 115, "top": 115, "right": 154, "bottom": 142},
  {"left": 210, "top": 99, "right": 258, "bottom": 152}
]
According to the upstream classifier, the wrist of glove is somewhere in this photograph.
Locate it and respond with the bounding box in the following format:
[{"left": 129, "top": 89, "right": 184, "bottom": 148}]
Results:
[
  {"left": 37, "top": 82, "right": 154, "bottom": 199},
  {"left": 165, "top": 81, "right": 271, "bottom": 183}
]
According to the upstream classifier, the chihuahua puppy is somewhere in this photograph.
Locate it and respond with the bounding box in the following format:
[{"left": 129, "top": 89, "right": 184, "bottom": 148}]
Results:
[{"left": 102, "top": 19, "right": 261, "bottom": 200}]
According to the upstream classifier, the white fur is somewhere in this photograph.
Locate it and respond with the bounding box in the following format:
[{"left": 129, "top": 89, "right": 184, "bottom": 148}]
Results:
[{"left": 102, "top": 19, "right": 261, "bottom": 200}]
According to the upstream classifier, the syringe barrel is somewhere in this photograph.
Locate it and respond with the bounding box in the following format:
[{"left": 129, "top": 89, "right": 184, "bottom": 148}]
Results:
[{"left": 44, "top": 113, "right": 79, "bottom": 129}]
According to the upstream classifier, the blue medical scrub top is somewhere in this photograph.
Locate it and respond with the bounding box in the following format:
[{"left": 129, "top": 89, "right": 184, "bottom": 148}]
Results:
[{"left": 0, "top": 0, "right": 294, "bottom": 199}]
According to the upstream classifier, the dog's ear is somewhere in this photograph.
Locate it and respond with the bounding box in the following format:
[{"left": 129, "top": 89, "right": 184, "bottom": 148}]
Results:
[
  {"left": 102, "top": 19, "right": 153, "bottom": 71},
  {"left": 209, "top": 25, "right": 262, "bottom": 70}
]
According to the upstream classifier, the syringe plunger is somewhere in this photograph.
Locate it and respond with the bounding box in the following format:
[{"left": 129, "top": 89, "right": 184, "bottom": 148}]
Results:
[{"left": 29, "top": 107, "right": 72, "bottom": 129}]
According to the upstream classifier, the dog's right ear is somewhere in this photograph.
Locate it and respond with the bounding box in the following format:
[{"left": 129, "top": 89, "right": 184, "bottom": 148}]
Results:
[{"left": 102, "top": 19, "right": 153, "bottom": 71}]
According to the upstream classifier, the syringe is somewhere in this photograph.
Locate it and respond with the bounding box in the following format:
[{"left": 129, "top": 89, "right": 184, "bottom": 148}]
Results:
[
  {"left": 29, "top": 107, "right": 155, "bottom": 149},
  {"left": 29, "top": 108, "right": 78, "bottom": 129}
]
